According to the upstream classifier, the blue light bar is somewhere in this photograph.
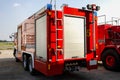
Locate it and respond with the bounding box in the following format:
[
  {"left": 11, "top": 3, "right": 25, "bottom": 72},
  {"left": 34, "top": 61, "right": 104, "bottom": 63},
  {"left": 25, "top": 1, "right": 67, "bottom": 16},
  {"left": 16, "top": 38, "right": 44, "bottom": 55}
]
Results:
[
  {"left": 47, "top": 4, "right": 52, "bottom": 10},
  {"left": 94, "top": 12, "right": 97, "bottom": 16}
]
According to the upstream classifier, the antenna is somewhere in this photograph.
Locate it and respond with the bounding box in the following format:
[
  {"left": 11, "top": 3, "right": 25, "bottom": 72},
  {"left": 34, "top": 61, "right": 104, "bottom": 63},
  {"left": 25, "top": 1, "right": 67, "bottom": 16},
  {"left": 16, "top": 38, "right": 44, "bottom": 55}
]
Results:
[
  {"left": 54, "top": 0, "right": 56, "bottom": 10},
  {"left": 50, "top": 0, "right": 56, "bottom": 10},
  {"left": 50, "top": 0, "right": 52, "bottom": 4}
]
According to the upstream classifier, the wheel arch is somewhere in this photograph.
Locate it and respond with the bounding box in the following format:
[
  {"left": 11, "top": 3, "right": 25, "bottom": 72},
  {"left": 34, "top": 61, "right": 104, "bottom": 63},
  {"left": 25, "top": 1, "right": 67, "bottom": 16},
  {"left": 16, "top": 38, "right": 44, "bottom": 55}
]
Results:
[{"left": 100, "top": 47, "right": 119, "bottom": 61}]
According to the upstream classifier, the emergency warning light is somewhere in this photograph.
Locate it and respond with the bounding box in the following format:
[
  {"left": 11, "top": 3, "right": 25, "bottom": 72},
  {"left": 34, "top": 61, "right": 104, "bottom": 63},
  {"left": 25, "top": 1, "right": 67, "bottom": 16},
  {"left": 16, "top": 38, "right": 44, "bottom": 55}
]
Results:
[
  {"left": 47, "top": 4, "right": 52, "bottom": 10},
  {"left": 87, "top": 4, "right": 100, "bottom": 11}
]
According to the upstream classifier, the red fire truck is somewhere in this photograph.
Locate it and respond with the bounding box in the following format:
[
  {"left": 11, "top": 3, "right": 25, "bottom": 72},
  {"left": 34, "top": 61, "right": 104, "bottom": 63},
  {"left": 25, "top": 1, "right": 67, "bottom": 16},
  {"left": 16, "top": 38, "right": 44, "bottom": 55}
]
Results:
[
  {"left": 13, "top": 4, "right": 100, "bottom": 76},
  {"left": 97, "top": 16, "right": 120, "bottom": 70}
]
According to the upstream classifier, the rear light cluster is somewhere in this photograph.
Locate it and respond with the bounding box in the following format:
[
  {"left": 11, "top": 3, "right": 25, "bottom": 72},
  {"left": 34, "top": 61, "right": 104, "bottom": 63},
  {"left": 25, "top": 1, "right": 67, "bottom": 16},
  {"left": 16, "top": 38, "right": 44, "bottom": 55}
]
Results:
[
  {"left": 49, "top": 48, "right": 63, "bottom": 62},
  {"left": 57, "top": 50, "right": 63, "bottom": 59},
  {"left": 49, "top": 48, "right": 56, "bottom": 62}
]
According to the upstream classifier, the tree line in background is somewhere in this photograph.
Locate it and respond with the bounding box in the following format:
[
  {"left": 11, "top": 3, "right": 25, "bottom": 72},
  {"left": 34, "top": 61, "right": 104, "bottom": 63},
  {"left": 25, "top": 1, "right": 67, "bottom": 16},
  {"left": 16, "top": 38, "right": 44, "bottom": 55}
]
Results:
[
  {"left": 0, "top": 40, "right": 7, "bottom": 42},
  {"left": 0, "top": 40, "right": 12, "bottom": 42}
]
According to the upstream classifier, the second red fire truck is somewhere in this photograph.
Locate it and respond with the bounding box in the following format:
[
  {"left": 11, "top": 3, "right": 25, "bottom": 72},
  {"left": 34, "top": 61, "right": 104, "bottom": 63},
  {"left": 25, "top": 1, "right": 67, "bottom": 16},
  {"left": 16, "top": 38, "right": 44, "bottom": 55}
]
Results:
[
  {"left": 97, "top": 16, "right": 120, "bottom": 70},
  {"left": 13, "top": 4, "right": 100, "bottom": 76}
]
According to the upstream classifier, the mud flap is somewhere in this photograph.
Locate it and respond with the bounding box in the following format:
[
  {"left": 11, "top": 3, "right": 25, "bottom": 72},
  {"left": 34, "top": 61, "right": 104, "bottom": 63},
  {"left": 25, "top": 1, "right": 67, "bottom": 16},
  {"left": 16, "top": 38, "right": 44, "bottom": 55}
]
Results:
[{"left": 86, "top": 53, "right": 98, "bottom": 70}]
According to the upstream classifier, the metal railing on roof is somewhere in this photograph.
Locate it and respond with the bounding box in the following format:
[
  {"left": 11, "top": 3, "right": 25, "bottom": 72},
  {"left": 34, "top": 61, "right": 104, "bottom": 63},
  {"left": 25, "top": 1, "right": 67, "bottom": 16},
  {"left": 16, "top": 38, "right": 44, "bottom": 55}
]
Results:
[{"left": 98, "top": 15, "right": 120, "bottom": 25}]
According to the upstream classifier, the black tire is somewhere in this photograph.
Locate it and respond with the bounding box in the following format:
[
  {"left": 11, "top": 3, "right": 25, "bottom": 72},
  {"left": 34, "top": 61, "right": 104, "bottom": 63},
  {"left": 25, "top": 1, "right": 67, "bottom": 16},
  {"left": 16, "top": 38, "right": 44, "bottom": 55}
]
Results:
[
  {"left": 13, "top": 48, "right": 20, "bottom": 62},
  {"left": 15, "top": 57, "right": 20, "bottom": 62},
  {"left": 13, "top": 48, "right": 16, "bottom": 57},
  {"left": 102, "top": 49, "right": 120, "bottom": 70},
  {"left": 23, "top": 54, "right": 29, "bottom": 71},
  {"left": 28, "top": 56, "right": 36, "bottom": 75}
]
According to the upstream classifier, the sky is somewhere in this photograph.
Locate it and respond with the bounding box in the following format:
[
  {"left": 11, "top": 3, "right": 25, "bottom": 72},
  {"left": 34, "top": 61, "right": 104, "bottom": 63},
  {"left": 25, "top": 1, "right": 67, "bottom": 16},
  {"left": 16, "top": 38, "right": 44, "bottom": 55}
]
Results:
[{"left": 0, "top": 0, "right": 120, "bottom": 41}]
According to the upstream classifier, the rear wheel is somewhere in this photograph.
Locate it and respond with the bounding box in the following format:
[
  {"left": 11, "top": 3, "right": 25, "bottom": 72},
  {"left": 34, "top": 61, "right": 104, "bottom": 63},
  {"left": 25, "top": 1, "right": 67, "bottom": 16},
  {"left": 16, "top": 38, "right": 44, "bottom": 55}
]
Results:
[
  {"left": 102, "top": 49, "right": 120, "bottom": 70},
  {"left": 23, "top": 55, "right": 29, "bottom": 71},
  {"left": 28, "top": 56, "right": 35, "bottom": 75}
]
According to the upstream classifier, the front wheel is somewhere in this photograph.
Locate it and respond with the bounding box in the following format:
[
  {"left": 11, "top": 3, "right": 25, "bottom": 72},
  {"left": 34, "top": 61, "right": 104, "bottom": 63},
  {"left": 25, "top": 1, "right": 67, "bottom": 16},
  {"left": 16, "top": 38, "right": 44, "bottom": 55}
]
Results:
[
  {"left": 13, "top": 48, "right": 20, "bottom": 62},
  {"left": 102, "top": 49, "right": 120, "bottom": 70}
]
